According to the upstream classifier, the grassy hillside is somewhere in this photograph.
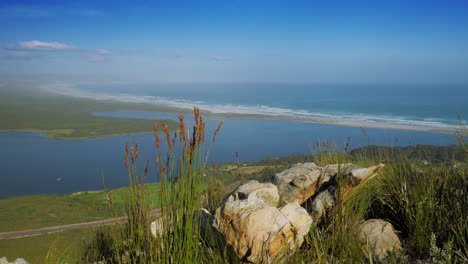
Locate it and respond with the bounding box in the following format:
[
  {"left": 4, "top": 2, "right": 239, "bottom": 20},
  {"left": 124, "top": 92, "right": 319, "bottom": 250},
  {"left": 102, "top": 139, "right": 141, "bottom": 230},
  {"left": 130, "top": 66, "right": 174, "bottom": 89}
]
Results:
[
  {"left": 0, "top": 183, "right": 164, "bottom": 232},
  {"left": 0, "top": 229, "right": 95, "bottom": 264}
]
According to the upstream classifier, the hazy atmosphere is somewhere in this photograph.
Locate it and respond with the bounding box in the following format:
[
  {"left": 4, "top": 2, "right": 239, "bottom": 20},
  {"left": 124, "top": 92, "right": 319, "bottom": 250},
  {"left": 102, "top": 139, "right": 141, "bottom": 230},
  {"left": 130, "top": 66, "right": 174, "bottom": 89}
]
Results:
[{"left": 0, "top": 1, "right": 466, "bottom": 264}]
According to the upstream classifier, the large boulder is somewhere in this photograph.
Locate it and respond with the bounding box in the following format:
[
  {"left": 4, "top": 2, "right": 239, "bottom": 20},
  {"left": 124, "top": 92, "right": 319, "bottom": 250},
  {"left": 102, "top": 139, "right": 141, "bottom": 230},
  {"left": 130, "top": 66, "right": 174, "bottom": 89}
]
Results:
[
  {"left": 358, "top": 219, "right": 401, "bottom": 262},
  {"left": 204, "top": 163, "right": 386, "bottom": 263},
  {"left": 271, "top": 163, "right": 384, "bottom": 205},
  {"left": 212, "top": 180, "right": 312, "bottom": 264}
]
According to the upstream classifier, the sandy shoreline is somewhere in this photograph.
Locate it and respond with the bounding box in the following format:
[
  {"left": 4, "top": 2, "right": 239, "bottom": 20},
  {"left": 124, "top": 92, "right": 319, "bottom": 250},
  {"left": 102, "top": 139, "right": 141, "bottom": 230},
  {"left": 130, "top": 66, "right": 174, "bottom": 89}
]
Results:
[
  {"left": 141, "top": 106, "right": 454, "bottom": 134},
  {"left": 264, "top": 115, "right": 451, "bottom": 133},
  {"left": 44, "top": 86, "right": 458, "bottom": 134}
]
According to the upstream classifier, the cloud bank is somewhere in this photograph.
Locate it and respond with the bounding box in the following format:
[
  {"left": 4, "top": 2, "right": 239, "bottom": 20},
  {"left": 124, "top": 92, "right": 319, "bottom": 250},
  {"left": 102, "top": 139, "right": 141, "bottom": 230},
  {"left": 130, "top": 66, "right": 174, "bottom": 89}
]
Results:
[{"left": 4, "top": 40, "right": 77, "bottom": 51}]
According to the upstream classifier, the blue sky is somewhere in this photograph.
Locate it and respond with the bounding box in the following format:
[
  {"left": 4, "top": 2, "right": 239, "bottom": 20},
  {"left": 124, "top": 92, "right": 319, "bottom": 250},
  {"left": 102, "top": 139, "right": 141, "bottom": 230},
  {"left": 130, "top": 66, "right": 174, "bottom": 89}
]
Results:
[{"left": 0, "top": 0, "right": 467, "bottom": 83}]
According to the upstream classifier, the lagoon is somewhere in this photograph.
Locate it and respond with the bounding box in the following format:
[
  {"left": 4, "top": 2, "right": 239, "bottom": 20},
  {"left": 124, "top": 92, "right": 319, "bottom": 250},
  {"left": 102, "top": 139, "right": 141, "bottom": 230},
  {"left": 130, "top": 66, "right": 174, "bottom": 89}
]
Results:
[{"left": 0, "top": 114, "right": 457, "bottom": 197}]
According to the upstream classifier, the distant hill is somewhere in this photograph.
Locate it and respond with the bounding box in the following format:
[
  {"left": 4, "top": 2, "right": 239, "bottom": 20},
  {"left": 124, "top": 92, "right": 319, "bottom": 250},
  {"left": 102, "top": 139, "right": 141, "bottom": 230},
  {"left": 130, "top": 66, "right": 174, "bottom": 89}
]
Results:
[
  {"left": 349, "top": 144, "right": 466, "bottom": 163},
  {"left": 251, "top": 144, "right": 466, "bottom": 167}
]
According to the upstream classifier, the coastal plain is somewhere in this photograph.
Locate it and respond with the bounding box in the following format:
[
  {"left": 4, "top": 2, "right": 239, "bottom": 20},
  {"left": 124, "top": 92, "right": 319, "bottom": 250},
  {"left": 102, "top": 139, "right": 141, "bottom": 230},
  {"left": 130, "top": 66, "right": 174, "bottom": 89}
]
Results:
[
  {"left": 0, "top": 83, "right": 455, "bottom": 141},
  {"left": 0, "top": 86, "right": 179, "bottom": 140}
]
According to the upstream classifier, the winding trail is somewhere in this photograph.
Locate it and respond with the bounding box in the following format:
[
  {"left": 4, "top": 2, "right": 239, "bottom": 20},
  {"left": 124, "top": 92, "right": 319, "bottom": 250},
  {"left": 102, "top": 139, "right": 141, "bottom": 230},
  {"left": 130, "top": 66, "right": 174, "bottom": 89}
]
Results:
[{"left": 0, "top": 209, "right": 161, "bottom": 240}]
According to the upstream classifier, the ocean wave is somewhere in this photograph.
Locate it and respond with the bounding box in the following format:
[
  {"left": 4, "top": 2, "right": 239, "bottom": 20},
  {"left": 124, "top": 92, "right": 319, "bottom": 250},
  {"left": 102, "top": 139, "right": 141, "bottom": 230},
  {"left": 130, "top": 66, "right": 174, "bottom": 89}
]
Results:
[{"left": 47, "top": 85, "right": 458, "bottom": 130}]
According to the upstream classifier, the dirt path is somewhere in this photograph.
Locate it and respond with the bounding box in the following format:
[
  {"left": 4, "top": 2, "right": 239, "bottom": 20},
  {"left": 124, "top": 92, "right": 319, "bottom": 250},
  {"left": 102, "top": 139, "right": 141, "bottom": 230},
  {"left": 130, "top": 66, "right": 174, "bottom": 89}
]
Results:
[
  {"left": 0, "top": 209, "right": 160, "bottom": 240},
  {"left": 0, "top": 180, "right": 244, "bottom": 240}
]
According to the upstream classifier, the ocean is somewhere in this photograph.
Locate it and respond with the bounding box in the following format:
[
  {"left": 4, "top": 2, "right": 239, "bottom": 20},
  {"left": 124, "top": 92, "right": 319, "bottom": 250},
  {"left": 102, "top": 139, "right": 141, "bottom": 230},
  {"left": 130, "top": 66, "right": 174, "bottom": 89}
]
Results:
[{"left": 67, "top": 83, "right": 468, "bottom": 130}]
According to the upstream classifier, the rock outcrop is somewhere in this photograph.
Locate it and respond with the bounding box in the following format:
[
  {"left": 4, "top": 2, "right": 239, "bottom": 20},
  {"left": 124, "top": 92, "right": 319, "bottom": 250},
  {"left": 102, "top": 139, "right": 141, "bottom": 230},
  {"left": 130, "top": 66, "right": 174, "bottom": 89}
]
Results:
[
  {"left": 358, "top": 219, "right": 402, "bottom": 262},
  {"left": 271, "top": 163, "right": 384, "bottom": 205},
  {"left": 212, "top": 181, "right": 312, "bottom": 264},
  {"left": 199, "top": 163, "right": 390, "bottom": 263}
]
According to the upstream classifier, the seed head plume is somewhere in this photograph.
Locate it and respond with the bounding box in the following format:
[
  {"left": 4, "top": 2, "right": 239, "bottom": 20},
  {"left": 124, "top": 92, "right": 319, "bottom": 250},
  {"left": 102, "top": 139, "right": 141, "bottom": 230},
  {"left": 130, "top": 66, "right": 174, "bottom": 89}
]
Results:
[
  {"left": 197, "top": 116, "right": 205, "bottom": 145},
  {"left": 194, "top": 107, "right": 200, "bottom": 126},
  {"left": 190, "top": 125, "right": 197, "bottom": 153},
  {"left": 162, "top": 121, "right": 173, "bottom": 153},
  {"left": 130, "top": 143, "right": 139, "bottom": 163},
  {"left": 153, "top": 123, "right": 161, "bottom": 150},
  {"left": 179, "top": 115, "right": 186, "bottom": 146},
  {"left": 124, "top": 141, "right": 130, "bottom": 171},
  {"left": 213, "top": 121, "right": 224, "bottom": 143}
]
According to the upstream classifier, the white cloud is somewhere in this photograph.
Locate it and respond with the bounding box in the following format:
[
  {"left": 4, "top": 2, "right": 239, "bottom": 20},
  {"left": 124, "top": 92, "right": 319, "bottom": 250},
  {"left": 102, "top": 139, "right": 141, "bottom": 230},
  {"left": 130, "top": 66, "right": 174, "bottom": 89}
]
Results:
[
  {"left": 4, "top": 40, "right": 78, "bottom": 51},
  {"left": 208, "top": 56, "right": 231, "bottom": 62},
  {"left": 95, "top": 49, "right": 111, "bottom": 55},
  {"left": 1, "top": 51, "right": 40, "bottom": 60}
]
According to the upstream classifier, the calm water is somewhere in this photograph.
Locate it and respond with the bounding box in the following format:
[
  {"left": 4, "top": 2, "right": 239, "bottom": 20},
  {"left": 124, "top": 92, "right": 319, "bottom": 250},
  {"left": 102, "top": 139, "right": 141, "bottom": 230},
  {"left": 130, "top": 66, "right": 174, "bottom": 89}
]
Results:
[{"left": 0, "top": 114, "right": 457, "bottom": 197}]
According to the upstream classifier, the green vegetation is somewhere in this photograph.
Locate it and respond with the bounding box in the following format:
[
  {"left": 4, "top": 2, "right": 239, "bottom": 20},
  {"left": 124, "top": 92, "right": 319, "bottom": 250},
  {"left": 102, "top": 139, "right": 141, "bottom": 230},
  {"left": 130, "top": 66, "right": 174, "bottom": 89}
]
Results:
[
  {"left": 0, "top": 229, "right": 95, "bottom": 264},
  {"left": 1, "top": 112, "right": 466, "bottom": 263},
  {"left": 375, "top": 160, "right": 467, "bottom": 260},
  {"left": 0, "top": 184, "right": 165, "bottom": 232},
  {"left": 0, "top": 87, "right": 178, "bottom": 139}
]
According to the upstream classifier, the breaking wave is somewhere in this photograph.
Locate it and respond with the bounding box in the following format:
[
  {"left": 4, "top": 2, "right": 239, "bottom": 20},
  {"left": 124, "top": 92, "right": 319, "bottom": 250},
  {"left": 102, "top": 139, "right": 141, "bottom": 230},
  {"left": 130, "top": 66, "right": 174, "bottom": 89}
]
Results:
[{"left": 47, "top": 85, "right": 459, "bottom": 130}]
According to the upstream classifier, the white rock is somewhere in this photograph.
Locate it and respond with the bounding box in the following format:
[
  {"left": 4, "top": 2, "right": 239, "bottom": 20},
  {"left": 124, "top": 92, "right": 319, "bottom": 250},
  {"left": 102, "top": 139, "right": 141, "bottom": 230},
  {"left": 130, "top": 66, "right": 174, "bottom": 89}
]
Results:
[
  {"left": 272, "top": 163, "right": 384, "bottom": 205},
  {"left": 0, "top": 257, "right": 29, "bottom": 264},
  {"left": 212, "top": 180, "right": 312, "bottom": 264},
  {"left": 358, "top": 219, "right": 401, "bottom": 261}
]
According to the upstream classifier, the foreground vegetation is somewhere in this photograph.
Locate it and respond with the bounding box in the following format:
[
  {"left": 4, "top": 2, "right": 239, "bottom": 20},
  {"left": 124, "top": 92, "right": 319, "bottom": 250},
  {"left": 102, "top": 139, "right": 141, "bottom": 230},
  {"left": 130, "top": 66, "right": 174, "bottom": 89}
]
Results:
[
  {"left": 77, "top": 110, "right": 466, "bottom": 263},
  {"left": 1, "top": 105, "right": 466, "bottom": 263},
  {"left": 1, "top": 143, "right": 466, "bottom": 263}
]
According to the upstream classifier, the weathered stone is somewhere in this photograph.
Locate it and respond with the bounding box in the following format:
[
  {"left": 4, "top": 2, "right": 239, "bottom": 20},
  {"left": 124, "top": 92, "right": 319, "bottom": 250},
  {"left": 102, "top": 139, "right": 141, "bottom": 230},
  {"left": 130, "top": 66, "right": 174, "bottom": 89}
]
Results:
[
  {"left": 151, "top": 209, "right": 214, "bottom": 239},
  {"left": 271, "top": 163, "right": 327, "bottom": 205},
  {"left": 307, "top": 188, "right": 335, "bottom": 221},
  {"left": 271, "top": 163, "right": 384, "bottom": 205},
  {"left": 150, "top": 217, "right": 166, "bottom": 238},
  {"left": 347, "top": 163, "right": 385, "bottom": 182},
  {"left": 208, "top": 163, "right": 385, "bottom": 263},
  {"left": 358, "top": 219, "right": 401, "bottom": 262},
  {"left": 0, "top": 257, "right": 29, "bottom": 264},
  {"left": 212, "top": 180, "right": 312, "bottom": 264}
]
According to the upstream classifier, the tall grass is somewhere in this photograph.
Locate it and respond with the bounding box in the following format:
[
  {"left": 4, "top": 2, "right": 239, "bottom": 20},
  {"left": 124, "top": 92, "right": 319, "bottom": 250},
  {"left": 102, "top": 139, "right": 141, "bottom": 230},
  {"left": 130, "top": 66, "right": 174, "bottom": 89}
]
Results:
[
  {"left": 82, "top": 108, "right": 225, "bottom": 264},
  {"left": 375, "top": 161, "right": 467, "bottom": 261}
]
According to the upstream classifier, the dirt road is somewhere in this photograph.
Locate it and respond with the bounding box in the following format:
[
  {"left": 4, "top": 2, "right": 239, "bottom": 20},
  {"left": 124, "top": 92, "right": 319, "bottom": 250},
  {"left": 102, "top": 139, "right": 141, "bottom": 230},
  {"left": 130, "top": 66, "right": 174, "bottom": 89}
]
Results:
[{"left": 0, "top": 209, "right": 160, "bottom": 240}]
